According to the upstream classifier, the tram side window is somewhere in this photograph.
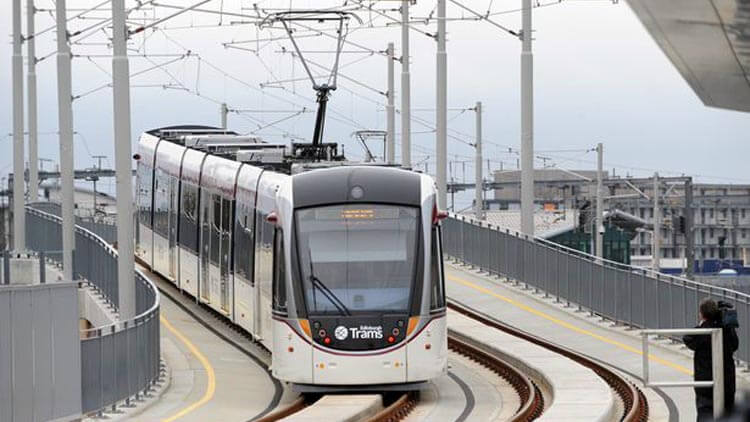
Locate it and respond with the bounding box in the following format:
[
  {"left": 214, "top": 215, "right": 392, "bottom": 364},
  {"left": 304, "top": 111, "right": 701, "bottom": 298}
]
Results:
[
  {"left": 234, "top": 202, "right": 254, "bottom": 282},
  {"left": 429, "top": 227, "right": 446, "bottom": 310},
  {"left": 272, "top": 229, "right": 287, "bottom": 314},
  {"left": 179, "top": 184, "right": 199, "bottom": 253},
  {"left": 210, "top": 194, "right": 221, "bottom": 265},
  {"left": 154, "top": 170, "right": 175, "bottom": 238},
  {"left": 137, "top": 164, "right": 153, "bottom": 228},
  {"left": 221, "top": 198, "right": 233, "bottom": 270}
]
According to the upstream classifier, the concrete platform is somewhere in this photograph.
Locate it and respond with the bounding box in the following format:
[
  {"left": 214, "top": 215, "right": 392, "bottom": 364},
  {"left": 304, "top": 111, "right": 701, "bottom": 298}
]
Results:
[
  {"left": 103, "top": 293, "right": 285, "bottom": 422},
  {"left": 445, "top": 262, "right": 750, "bottom": 421},
  {"left": 449, "top": 310, "right": 616, "bottom": 422},
  {"left": 280, "top": 395, "right": 383, "bottom": 422}
]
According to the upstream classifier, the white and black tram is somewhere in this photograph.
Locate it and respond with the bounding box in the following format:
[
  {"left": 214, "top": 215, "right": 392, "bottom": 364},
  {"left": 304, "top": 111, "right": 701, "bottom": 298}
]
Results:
[{"left": 135, "top": 125, "right": 448, "bottom": 389}]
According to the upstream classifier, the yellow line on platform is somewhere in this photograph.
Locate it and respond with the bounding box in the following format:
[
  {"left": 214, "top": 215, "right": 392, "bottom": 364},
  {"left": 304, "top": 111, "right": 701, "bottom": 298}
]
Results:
[
  {"left": 160, "top": 315, "right": 217, "bottom": 422},
  {"left": 447, "top": 274, "right": 693, "bottom": 376}
]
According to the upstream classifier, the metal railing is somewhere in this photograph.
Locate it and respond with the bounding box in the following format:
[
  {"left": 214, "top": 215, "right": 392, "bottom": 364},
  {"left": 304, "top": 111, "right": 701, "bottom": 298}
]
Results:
[
  {"left": 28, "top": 201, "right": 117, "bottom": 244},
  {"left": 25, "top": 205, "right": 160, "bottom": 415},
  {"left": 642, "top": 328, "right": 724, "bottom": 419},
  {"left": 443, "top": 215, "right": 750, "bottom": 367}
]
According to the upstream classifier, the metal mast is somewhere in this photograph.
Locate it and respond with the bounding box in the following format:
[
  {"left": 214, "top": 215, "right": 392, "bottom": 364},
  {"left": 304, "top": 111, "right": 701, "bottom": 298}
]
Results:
[
  {"left": 652, "top": 173, "right": 660, "bottom": 272},
  {"left": 520, "top": 0, "right": 535, "bottom": 237},
  {"left": 436, "top": 0, "right": 447, "bottom": 208},
  {"left": 474, "top": 102, "right": 483, "bottom": 220},
  {"left": 27, "top": 0, "right": 38, "bottom": 202},
  {"left": 684, "top": 178, "right": 695, "bottom": 279},
  {"left": 56, "top": 0, "right": 75, "bottom": 280},
  {"left": 595, "top": 142, "right": 603, "bottom": 259},
  {"left": 220, "top": 103, "right": 228, "bottom": 129},
  {"left": 400, "top": 0, "right": 411, "bottom": 168},
  {"left": 386, "top": 43, "right": 396, "bottom": 164},
  {"left": 112, "top": 0, "right": 136, "bottom": 318},
  {"left": 12, "top": 0, "right": 25, "bottom": 250}
]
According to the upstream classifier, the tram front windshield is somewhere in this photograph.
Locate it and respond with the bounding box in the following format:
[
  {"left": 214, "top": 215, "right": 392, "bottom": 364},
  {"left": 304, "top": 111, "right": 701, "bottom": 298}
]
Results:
[{"left": 295, "top": 204, "right": 419, "bottom": 315}]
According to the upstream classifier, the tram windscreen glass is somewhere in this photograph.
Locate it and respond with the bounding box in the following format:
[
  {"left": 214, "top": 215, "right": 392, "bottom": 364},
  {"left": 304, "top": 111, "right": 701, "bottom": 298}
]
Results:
[{"left": 296, "top": 204, "right": 419, "bottom": 314}]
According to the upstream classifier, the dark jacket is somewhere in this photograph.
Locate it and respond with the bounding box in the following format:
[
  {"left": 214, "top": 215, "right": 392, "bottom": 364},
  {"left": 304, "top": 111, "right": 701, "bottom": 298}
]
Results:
[{"left": 684, "top": 319, "right": 739, "bottom": 414}]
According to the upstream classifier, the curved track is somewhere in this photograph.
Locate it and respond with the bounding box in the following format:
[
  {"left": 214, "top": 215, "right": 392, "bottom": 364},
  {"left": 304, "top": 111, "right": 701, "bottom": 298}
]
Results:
[
  {"left": 449, "top": 300, "right": 649, "bottom": 422},
  {"left": 138, "top": 261, "right": 289, "bottom": 422}
]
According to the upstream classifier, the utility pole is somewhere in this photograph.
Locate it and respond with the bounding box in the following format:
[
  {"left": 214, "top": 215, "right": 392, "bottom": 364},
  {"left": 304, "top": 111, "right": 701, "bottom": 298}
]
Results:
[
  {"left": 652, "top": 172, "right": 660, "bottom": 272},
  {"left": 474, "top": 102, "right": 483, "bottom": 219},
  {"left": 112, "top": 0, "right": 136, "bottom": 318},
  {"left": 386, "top": 42, "right": 395, "bottom": 164},
  {"left": 220, "top": 102, "right": 228, "bottom": 129},
  {"left": 400, "top": 0, "right": 411, "bottom": 168},
  {"left": 12, "top": 0, "right": 26, "bottom": 250},
  {"left": 520, "top": 0, "right": 535, "bottom": 237},
  {"left": 685, "top": 178, "right": 695, "bottom": 279},
  {"left": 56, "top": 0, "right": 75, "bottom": 281},
  {"left": 27, "top": 0, "right": 38, "bottom": 203},
  {"left": 436, "top": 0, "right": 447, "bottom": 209},
  {"left": 595, "top": 142, "right": 604, "bottom": 259}
]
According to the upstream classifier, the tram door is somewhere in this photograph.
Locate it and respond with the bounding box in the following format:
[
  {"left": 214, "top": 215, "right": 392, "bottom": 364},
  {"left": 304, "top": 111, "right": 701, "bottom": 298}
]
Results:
[
  {"left": 220, "top": 198, "right": 232, "bottom": 314},
  {"left": 199, "top": 190, "right": 211, "bottom": 302},
  {"left": 168, "top": 177, "right": 178, "bottom": 280}
]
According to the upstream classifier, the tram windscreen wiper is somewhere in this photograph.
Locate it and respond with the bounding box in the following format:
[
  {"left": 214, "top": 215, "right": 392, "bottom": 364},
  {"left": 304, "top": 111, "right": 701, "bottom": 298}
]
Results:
[{"left": 308, "top": 250, "right": 351, "bottom": 316}]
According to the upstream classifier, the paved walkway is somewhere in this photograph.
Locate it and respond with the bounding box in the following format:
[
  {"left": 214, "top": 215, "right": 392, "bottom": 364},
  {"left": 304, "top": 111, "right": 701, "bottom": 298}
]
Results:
[
  {"left": 118, "top": 294, "right": 282, "bottom": 422},
  {"left": 445, "top": 262, "right": 750, "bottom": 422}
]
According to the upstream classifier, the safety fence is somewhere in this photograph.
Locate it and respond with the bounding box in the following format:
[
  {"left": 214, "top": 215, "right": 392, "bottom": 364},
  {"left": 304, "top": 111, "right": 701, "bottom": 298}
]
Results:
[
  {"left": 28, "top": 201, "right": 118, "bottom": 244},
  {"left": 25, "top": 205, "right": 161, "bottom": 415},
  {"left": 443, "top": 215, "right": 750, "bottom": 367}
]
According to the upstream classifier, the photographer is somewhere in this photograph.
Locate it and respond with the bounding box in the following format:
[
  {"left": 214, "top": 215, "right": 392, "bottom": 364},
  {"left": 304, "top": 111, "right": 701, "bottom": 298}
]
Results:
[{"left": 684, "top": 298, "right": 740, "bottom": 421}]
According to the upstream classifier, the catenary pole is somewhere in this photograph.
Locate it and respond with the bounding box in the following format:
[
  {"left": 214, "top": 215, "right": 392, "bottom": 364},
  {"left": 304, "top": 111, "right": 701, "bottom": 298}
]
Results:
[
  {"left": 520, "top": 0, "right": 534, "bottom": 236},
  {"left": 220, "top": 102, "right": 228, "bottom": 129},
  {"left": 112, "top": 0, "right": 135, "bottom": 318},
  {"left": 436, "top": 0, "right": 447, "bottom": 208},
  {"left": 652, "top": 172, "right": 660, "bottom": 271},
  {"left": 27, "top": 0, "right": 38, "bottom": 202},
  {"left": 685, "top": 178, "right": 694, "bottom": 278},
  {"left": 595, "top": 142, "right": 603, "bottom": 259},
  {"left": 56, "top": 0, "right": 75, "bottom": 280},
  {"left": 12, "top": 0, "right": 26, "bottom": 250},
  {"left": 400, "top": 0, "right": 411, "bottom": 168},
  {"left": 386, "top": 43, "right": 395, "bottom": 164},
  {"left": 474, "top": 102, "right": 483, "bottom": 219}
]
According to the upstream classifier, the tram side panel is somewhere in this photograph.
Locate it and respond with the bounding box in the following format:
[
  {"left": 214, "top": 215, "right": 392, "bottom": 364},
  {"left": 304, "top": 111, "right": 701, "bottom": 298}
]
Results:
[
  {"left": 254, "top": 171, "right": 288, "bottom": 350},
  {"left": 269, "top": 177, "right": 313, "bottom": 384},
  {"left": 198, "top": 156, "right": 242, "bottom": 317},
  {"left": 407, "top": 181, "right": 448, "bottom": 382},
  {"left": 135, "top": 134, "right": 159, "bottom": 267},
  {"left": 178, "top": 148, "right": 205, "bottom": 298},
  {"left": 153, "top": 167, "right": 178, "bottom": 283},
  {"left": 152, "top": 140, "right": 184, "bottom": 283},
  {"left": 233, "top": 165, "right": 263, "bottom": 336}
]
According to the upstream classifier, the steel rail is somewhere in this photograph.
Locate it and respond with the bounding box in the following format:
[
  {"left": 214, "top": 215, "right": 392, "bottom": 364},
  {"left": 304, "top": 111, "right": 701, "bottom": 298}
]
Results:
[
  {"left": 448, "top": 335, "right": 544, "bottom": 421},
  {"left": 448, "top": 300, "right": 649, "bottom": 422}
]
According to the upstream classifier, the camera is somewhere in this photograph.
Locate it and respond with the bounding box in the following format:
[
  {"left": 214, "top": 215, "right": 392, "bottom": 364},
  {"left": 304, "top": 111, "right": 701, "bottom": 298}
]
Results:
[{"left": 718, "top": 300, "right": 739, "bottom": 329}]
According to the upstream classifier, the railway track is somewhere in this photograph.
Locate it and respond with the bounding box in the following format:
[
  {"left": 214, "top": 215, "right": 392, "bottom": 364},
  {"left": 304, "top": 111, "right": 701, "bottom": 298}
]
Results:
[
  {"left": 140, "top": 255, "right": 644, "bottom": 422},
  {"left": 449, "top": 300, "right": 650, "bottom": 422},
  {"left": 139, "top": 258, "right": 419, "bottom": 422},
  {"left": 448, "top": 336, "right": 544, "bottom": 422}
]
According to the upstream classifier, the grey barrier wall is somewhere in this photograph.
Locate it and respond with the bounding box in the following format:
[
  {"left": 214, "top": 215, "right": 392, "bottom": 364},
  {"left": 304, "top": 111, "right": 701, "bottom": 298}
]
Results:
[
  {"left": 442, "top": 215, "right": 750, "bottom": 368},
  {"left": 0, "top": 283, "right": 82, "bottom": 422},
  {"left": 25, "top": 206, "right": 161, "bottom": 416},
  {"left": 28, "top": 202, "right": 117, "bottom": 245}
]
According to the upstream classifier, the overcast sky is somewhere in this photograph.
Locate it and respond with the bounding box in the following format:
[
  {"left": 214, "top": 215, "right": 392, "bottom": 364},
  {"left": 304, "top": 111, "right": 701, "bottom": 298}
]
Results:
[{"left": 1, "top": 0, "right": 749, "bottom": 208}]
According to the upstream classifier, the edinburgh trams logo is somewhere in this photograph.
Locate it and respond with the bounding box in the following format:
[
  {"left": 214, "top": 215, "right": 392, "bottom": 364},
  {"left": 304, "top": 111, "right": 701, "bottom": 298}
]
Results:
[
  {"left": 334, "top": 325, "right": 349, "bottom": 340},
  {"left": 334, "top": 325, "right": 384, "bottom": 340}
]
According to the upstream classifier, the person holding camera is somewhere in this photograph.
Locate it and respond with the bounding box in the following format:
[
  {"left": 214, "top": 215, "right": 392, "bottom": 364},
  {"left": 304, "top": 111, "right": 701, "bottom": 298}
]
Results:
[{"left": 684, "top": 298, "right": 740, "bottom": 421}]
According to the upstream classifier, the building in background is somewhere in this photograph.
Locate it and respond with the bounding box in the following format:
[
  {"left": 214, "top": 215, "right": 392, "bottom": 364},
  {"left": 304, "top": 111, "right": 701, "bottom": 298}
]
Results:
[{"left": 480, "top": 170, "right": 750, "bottom": 274}]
